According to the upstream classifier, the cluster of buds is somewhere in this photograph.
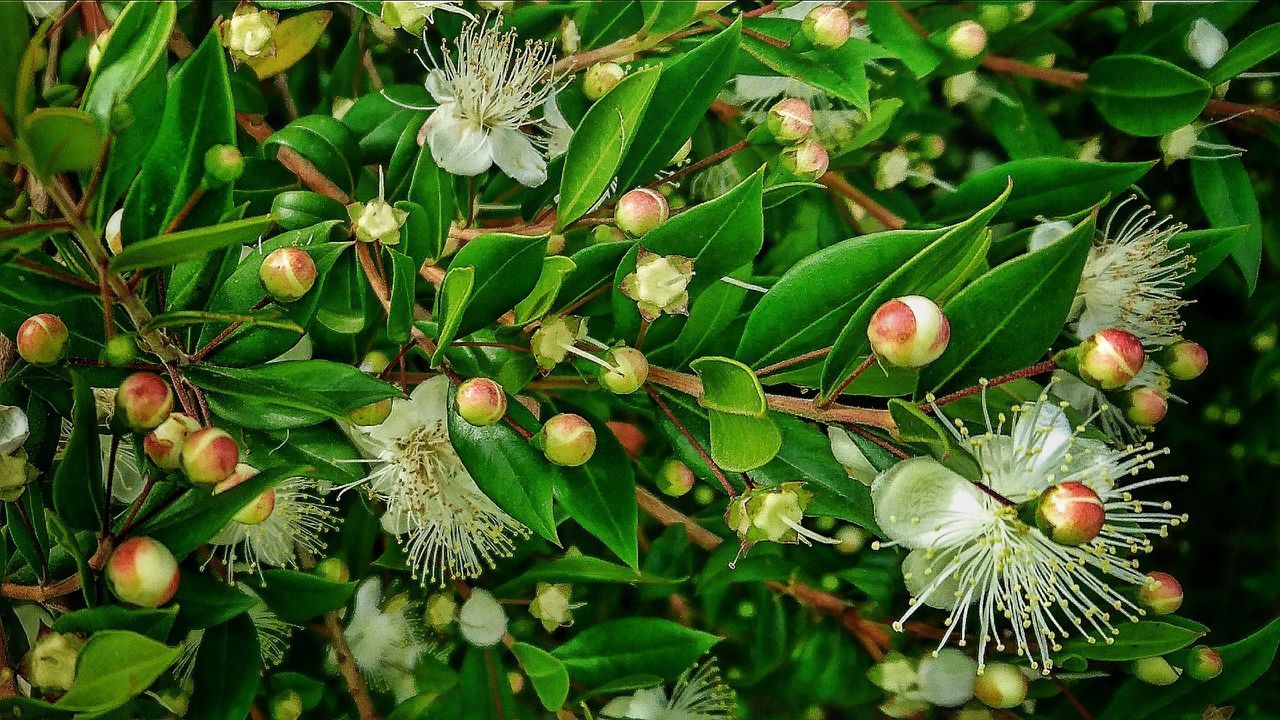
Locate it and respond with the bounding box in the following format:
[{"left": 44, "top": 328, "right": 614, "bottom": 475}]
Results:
[
  {"left": 614, "top": 188, "right": 669, "bottom": 237},
  {"left": 16, "top": 314, "right": 69, "bottom": 366},
  {"left": 619, "top": 249, "right": 695, "bottom": 322},
  {"left": 870, "top": 649, "right": 1029, "bottom": 716},
  {"left": 1059, "top": 331, "right": 1208, "bottom": 429},
  {"left": 105, "top": 536, "right": 181, "bottom": 607},
  {"left": 867, "top": 296, "right": 951, "bottom": 369},
  {"left": 540, "top": 413, "right": 597, "bottom": 467},
  {"left": 259, "top": 247, "right": 318, "bottom": 302},
  {"left": 455, "top": 377, "right": 507, "bottom": 426},
  {"left": 583, "top": 61, "right": 627, "bottom": 101},
  {"left": 764, "top": 97, "right": 830, "bottom": 181},
  {"left": 219, "top": 5, "right": 279, "bottom": 66}
]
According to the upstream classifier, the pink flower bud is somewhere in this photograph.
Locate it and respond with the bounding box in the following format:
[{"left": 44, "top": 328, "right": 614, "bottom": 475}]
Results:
[
  {"left": 614, "top": 188, "right": 669, "bottom": 237},
  {"left": 767, "top": 98, "right": 814, "bottom": 143},
  {"left": 780, "top": 139, "right": 830, "bottom": 180},
  {"left": 1035, "top": 482, "right": 1105, "bottom": 546},
  {"left": 16, "top": 314, "right": 68, "bottom": 366},
  {"left": 456, "top": 378, "right": 507, "bottom": 427},
  {"left": 801, "top": 5, "right": 853, "bottom": 49},
  {"left": 656, "top": 458, "right": 696, "bottom": 497},
  {"left": 106, "top": 536, "right": 180, "bottom": 608},
  {"left": 1158, "top": 340, "right": 1208, "bottom": 381},
  {"left": 607, "top": 421, "right": 647, "bottom": 458},
  {"left": 143, "top": 413, "right": 201, "bottom": 471},
  {"left": 259, "top": 247, "right": 317, "bottom": 302},
  {"left": 1138, "top": 571, "right": 1183, "bottom": 615},
  {"left": 973, "top": 663, "right": 1027, "bottom": 709},
  {"left": 601, "top": 347, "right": 649, "bottom": 395},
  {"left": 944, "top": 20, "right": 988, "bottom": 60},
  {"left": 1076, "top": 329, "right": 1146, "bottom": 390},
  {"left": 583, "top": 62, "right": 626, "bottom": 100},
  {"left": 214, "top": 463, "right": 275, "bottom": 525},
  {"left": 1131, "top": 656, "right": 1181, "bottom": 686},
  {"left": 115, "top": 372, "right": 175, "bottom": 433},
  {"left": 181, "top": 427, "right": 240, "bottom": 485},
  {"left": 867, "top": 296, "right": 951, "bottom": 369},
  {"left": 1186, "top": 646, "right": 1223, "bottom": 680},
  {"left": 541, "top": 413, "right": 597, "bottom": 467},
  {"left": 1122, "top": 387, "right": 1168, "bottom": 427},
  {"left": 348, "top": 399, "right": 393, "bottom": 427}
]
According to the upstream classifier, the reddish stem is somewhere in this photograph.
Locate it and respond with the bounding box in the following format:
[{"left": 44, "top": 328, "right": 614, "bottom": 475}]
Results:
[
  {"left": 756, "top": 346, "right": 832, "bottom": 378},
  {"left": 645, "top": 386, "right": 737, "bottom": 497},
  {"left": 652, "top": 138, "right": 750, "bottom": 188}
]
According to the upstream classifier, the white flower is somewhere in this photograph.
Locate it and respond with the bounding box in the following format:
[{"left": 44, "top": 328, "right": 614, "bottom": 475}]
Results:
[
  {"left": 459, "top": 588, "right": 508, "bottom": 647},
  {"left": 381, "top": 1, "right": 475, "bottom": 34},
  {"left": 0, "top": 405, "right": 29, "bottom": 456},
  {"left": 177, "top": 596, "right": 295, "bottom": 679},
  {"left": 417, "top": 20, "right": 560, "bottom": 186},
  {"left": 209, "top": 477, "right": 336, "bottom": 580},
  {"left": 334, "top": 579, "right": 435, "bottom": 701},
  {"left": 601, "top": 660, "right": 735, "bottom": 720},
  {"left": 873, "top": 392, "right": 1187, "bottom": 673},
  {"left": 1186, "top": 18, "right": 1228, "bottom": 69},
  {"left": 544, "top": 94, "right": 574, "bottom": 159},
  {"left": 350, "top": 375, "right": 529, "bottom": 584}
]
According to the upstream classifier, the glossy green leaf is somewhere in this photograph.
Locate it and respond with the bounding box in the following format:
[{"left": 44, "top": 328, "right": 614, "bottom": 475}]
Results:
[
  {"left": 557, "top": 414, "right": 639, "bottom": 568},
  {"left": 740, "top": 19, "right": 891, "bottom": 112},
  {"left": 109, "top": 214, "right": 275, "bottom": 272},
  {"left": 188, "top": 615, "right": 261, "bottom": 720},
  {"left": 552, "top": 618, "right": 718, "bottom": 686},
  {"left": 171, "top": 571, "right": 258, "bottom": 631},
  {"left": 1087, "top": 54, "right": 1210, "bottom": 136},
  {"left": 81, "top": 0, "right": 176, "bottom": 126},
  {"left": 931, "top": 159, "right": 1153, "bottom": 223},
  {"left": 20, "top": 108, "right": 105, "bottom": 178},
  {"left": 642, "top": 170, "right": 765, "bottom": 279},
  {"left": 866, "top": 2, "right": 941, "bottom": 77},
  {"left": 247, "top": 10, "right": 332, "bottom": 79},
  {"left": 250, "top": 569, "right": 356, "bottom": 623},
  {"left": 272, "top": 190, "right": 347, "bottom": 230},
  {"left": 386, "top": 248, "right": 416, "bottom": 344},
  {"left": 185, "top": 361, "right": 400, "bottom": 430},
  {"left": 512, "top": 642, "right": 571, "bottom": 712},
  {"left": 1192, "top": 150, "right": 1261, "bottom": 293},
  {"left": 691, "top": 356, "right": 767, "bottom": 417},
  {"left": 264, "top": 115, "right": 360, "bottom": 195},
  {"left": 405, "top": 134, "right": 458, "bottom": 266},
  {"left": 514, "top": 255, "right": 577, "bottom": 324},
  {"left": 53, "top": 606, "right": 177, "bottom": 642},
  {"left": 1058, "top": 619, "right": 1204, "bottom": 662},
  {"left": 431, "top": 266, "right": 475, "bottom": 366},
  {"left": 706, "top": 410, "right": 781, "bottom": 473},
  {"left": 756, "top": 415, "right": 876, "bottom": 531},
  {"left": 1170, "top": 224, "right": 1248, "bottom": 289},
  {"left": 449, "top": 233, "right": 547, "bottom": 337},
  {"left": 497, "top": 555, "right": 681, "bottom": 592},
  {"left": 55, "top": 631, "right": 180, "bottom": 712},
  {"left": 51, "top": 371, "right": 103, "bottom": 531},
  {"left": 639, "top": 0, "right": 697, "bottom": 37}
]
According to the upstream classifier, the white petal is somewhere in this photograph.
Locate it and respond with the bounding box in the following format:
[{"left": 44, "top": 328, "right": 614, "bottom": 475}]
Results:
[
  {"left": 426, "top": 106, "right": 494, "bottom": 177},
  {"left": 424, "top": 69, "right": 454, "bottom": 103},
  {"left": 0, "top": 405, "right": 29, "bottom": 455},
  {"left": 407, "top": 374, "right": 450, "bottom": 427},
  {"left": 871, "top": 457, "right": 988, "bottom": 550},
  {"left": 902, "top": 548, "right": 962, "bottom": 610},
  {"left": 459, "top": 589, "right": 508, "bottom": 647},
  {"left": 915, "top": 649, "right": 977, "bottom": 707},
  {"left": 1187, "top": 18, "right": 1228, "bottom": 69},
  {"left": 828, "top": 426, "right": 877, "bottom": 485},
  {"left": 490, "top": 127, "right": 548, "bottom": 187}
]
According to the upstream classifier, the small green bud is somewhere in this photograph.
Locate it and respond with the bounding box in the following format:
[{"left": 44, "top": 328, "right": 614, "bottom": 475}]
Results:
[
  {"left": 767, "top": 98, "right": 814, "bottom": 143},
  {"left": 1186, "top": 645, "right": 1223, "bottom": 680},
  {"left": 1138, "top": 571, "right": 1183, "bottom": 616},
  {"left": 102, "top": 334, "right": 139, "bottom": 366},
  {"left": 315, "top": 557, "right": 351, "bottom": 583},
  {"left": 349, "top": 398, "right": 393, "bottom": 426},
  {"left": 779, "top": 139, "right": 830, "bottom": 180},
  {"left": 1132, "top": 656, "right": 1181, "bottom": 686},
  {"left": 204, "top": 144, "right": 245, "bottom": 186},
  {"left": 270, "top": 689, "right": 304, "bottom": 720},
  {"left": 583, "top": 62, "right": 626, "bottom": 100},
  {"left": 655, "top": 458, "right": 696, "bottom": 497}
]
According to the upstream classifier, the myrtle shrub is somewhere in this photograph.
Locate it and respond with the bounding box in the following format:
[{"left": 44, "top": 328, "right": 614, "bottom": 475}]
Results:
[{"left": 1, "top": 1, "right": 1278, "bottom": 719}]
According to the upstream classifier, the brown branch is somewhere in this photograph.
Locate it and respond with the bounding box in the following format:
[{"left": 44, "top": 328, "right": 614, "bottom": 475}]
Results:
[
  {"left": 1, "top": 541, "right": 111, "bottom": 602},
  {"left": 652, "top": 138, "right": 750, "bottom": 188},
  {"left": 1051, "top": 676, "right": 1095, "bottom": 720},
  {"left": 818, "top": 354, "right": 876, "bottom": 409},
  {"left": 0, "top": 218, "right": 71, "bottom": 239},
  {"left": 645, "top": 386, "right": 737, "bottom": 497},
  {"left": 925, "top": 360, "right": 1058, "bottom": 409},
  {"left": 756, "top": 346, "right": 832, "bottom": 378},
  {"left": 14, "top": 257, "right": 99, "bottom": 291},
  {"left": 322, "top": 612, "right": 382, "bottom": 720},
  {"left": 818, "top": 172, "right": 907, "bottom": 230}
]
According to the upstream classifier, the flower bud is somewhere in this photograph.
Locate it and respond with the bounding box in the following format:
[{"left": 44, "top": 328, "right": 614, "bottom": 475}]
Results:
[
  {"left": 222, "top": 6, "right": 279, "bottom": 64},
  {"left": 1013, "top": 2, "right": 1036, "bottom": 22},
  {"left": 607, "top": 421, "right": 647, "bottom": 458},
  {"left": 1186, "top": 18, "right": 1228, "bottom": 69},
  {"left": 620, "top": 250, "right": 694, "bottom": 321},
  {"left": 425, "top": 591, "right": 458, "bottom": 627},
  {"left": 956, "top": 705, "right": 995, "bottom": 720},
  {"left": 561, "top": 18, "right": 581, "bottom": 54},
  {"left": 779, "top": 139, "right": 830, "bottom": 180},
  {"left": 977, "top": 3, "right": 1012, "bottom": 33},
  {"left": 269, "top": 689, "right": 303, "bottom": 720},
  {"left": 259, "top": 248, "right": 317, "bottom": 303},
  {"left": 17, "top": 314, "right": 68, "bottom": 366},
  {"left": 655, "top": 458, "right": 696, "bottom": 497},
  {"left": 530, "top": 582, "right": 577, "bottom": 632},
  {"left": 1074, "top": 329, "right": 1146, "bottom": 390},
  {"left": 868, "top": 296, "right": 951, "bottom": 369},
  {"left": 1122, "top": 387, "right": 1168, "bottom": 427},
  {"left": 1132, "top": 656, "right": 1181, "bottom": 686},
  {"left": 101, "top": 334, "right": 138, "bottom": 367},
  {"left": 767, "top": 98, "right": 814, "bottom": 143},
  {"left": 144, "top": 413, "right": 201, "bottom": 471},
  {"left": 348, "top": 399, "right": 393, "bottom": 426},
  {"left": 456, "top": 378, "right": 507, "bottom": 426},
  {"left": 23, "top": 632, "right": 82, "bottom": 693},
  {"left": 874, "top": 147, "right": 912, "bottom": 190},
  {"left": 944, "top": 71, "right": 980, "bottom": 106},
  {"left": 973, "top": 663, "right": 1027, "bottom": 709},
  {"left": 1158, "top": 340, "right": 1208, "bottom": 381},
  {"left": 541, "top": 413, "right": 597, "bottom": 467},
  {"left": 601, "top": 347, "right": 649, "bottom": 394},
  {"left": 360, "top": 350, "right": 392, "bottom": 374},
  {"left": 1035, "top": 482, "right": 1105, "bottom": 546},
  {"left": 1138, "top": 571, "right": 1183, "bottom": 616},
  {"left": 1186, "top": 646, "right": 1223, "bottom": 680},
  {"left": 204, "top": 144, "right": 245, "bottom": 186},
  {"left": 315, "top": 557, "right": 350, "bottom": 583},
  {"left": 614, "top": 188, "right": 669, "bottom": 237},
  {"left": 347, "top": 198, "right": 408, "bottom": 245},
  {"left": 943, "top": 20, "right": 988, "bottom": 60},
  {"left": 214, "top": 463, "right": 275, "bottom": 525},
  {"left": 115, "top": 372, "right": 175, "bottom": 433},
  {"left": 919, "top": 134, "right": 946, "bottom": 160},
  {"left": 835, "top": 525, "right": 866, "bottom": 554},
  {"left": 917, "top": 649, "right": 978, "bottom": 707},
  {"left": 106, "top": 536, "right": 181, "bottom": 607},
  {"left": 105, "top": 208, "right": 124, "bottom": 254},
  {"left": 1160, "top": 124, "right": 1199, "bottom": 162},
  {"left": 583, "top": 62, "right": 626, "bottom": 101},
  {"left": 459, "top": 588, "right": 508, "bottom": 647},
  {"left": 181, "top": 427, "right": 240, "bottom": 485},
  {"left": 801, "top": 5, "right": 853, "bottom": 49},
  {"left": 531, "top": 316, "right": 588, "bottom": 372}
]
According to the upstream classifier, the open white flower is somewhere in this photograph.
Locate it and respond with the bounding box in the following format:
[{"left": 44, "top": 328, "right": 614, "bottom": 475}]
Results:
[
  {"left": 416, "top": 19, "right": 560, "bottom": 186},
  {"left": 332, "top": 578, "right": 436, "bottom": 702},
  {"left": 209, "top": 477, "right": 336, "bottom": 581},
  {"left": 1051, "top": 361, "right": 1172, "bottom": 441},
  {"left": 873, "top": 392, "right": 1187, "bottom": 673},
  {"left": 601, "top": 660, "right": 735, "bottom": 720},
  {"left": 349, "top": 375, "right": 529, "bottom": 584}
]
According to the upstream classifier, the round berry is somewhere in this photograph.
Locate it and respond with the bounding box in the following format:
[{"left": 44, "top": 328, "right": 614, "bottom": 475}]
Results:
[
  {"left": 259, "top": 247, "right": 317, "bottom": 302},
  {"left": 455, "top": 378, "right": 507, "bottom": 427},
  {"left": 583, "top": 62, "right": 626, "bottom": 100},
  {"left": 115, "top": 372, "right": 175, "bottom": 433},
  {"left": 656, "top": 458, "right": 696, "bottom": 497},
  {"left": 601, "top": 347, "right": 649, "bottom": 395},
  {"left": 541, "top": 413, "right": 596, "bottom": 467},
  {"left": 1035, "top": 482, "right": 1105, "bottom": 546},
  {"left": 1138, "top": 571, "right": 1183, "bottom": 616},
  {"left": 614, "top": 188, "right": 669, "bottom": 237},
  {"left": 204, "top": 144, "right": 245, "bottom": 185}
]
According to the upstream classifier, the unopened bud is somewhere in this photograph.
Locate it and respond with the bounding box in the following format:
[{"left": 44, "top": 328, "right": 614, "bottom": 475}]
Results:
[
  {"left": 1186, "top": 646, "right": 1223, "bottom": 680},
  {"left": 560, "top": 18, "right": 581, "bottom": 54},
  {"left": 868, "top": 296, "right": 950, "bottom": 369},
  {"left": 801, "top": 5, "right": 853, "bottom": 49},
  {"left": 1132, "top": 656, "right": 1181, "bottom": 686},
  {"left": 456, "top": 378, "right": 507, "bottom": 426},
  {"left": 459, "top": 588, "right": 508, "bottom": 647},
  {"left": 360, "top": 350, "right": 392, "bottom": 374},
  {"left": 976, "top": 3, "right": 1012, "bottom": 33},
  {"left": 23, "top": 632, "right": 82, "bottom": 693},
  {"left": 1035, "top": 482, "right": 1105, "bottom": 546},
  {"left": 943, "top": 20, "right": 988, "bottom": 60},
  {"left": 1013, "top": 2, "right": 1036, "bottom": 22},
  {"left": 874, "top": 147, "right": 912, "bottom": 190},
  {"left": 956, "top": 705, "right": 995, "bottom": 720},
  {"left": 105, "top": 208, "right": 124, "bottom": 253},
  {"left": 1122, "top": 387, "right": 1168, "bottom": 427},
  {"left": 1074, "top": 329, "right": 1146, "bottom": 390},
  {"left": 1138, "top": 571, "right": 1183, "bottom": 615},
  {"left": 607, "top": 421, "right": 647, "bottom": 458},
  {"left": 204, "top": 144, "right": 245, "bottom": 186},
  {"left": 600, "top": 347, "right": 648, "bottom": 394},
  {"left": 1160, "top": 124, "right": 1199, "bottom": 162},
  {"left": 1186, "top": 18, "right": 1228, "bottom": 69},
  {"left": 425, "top": 592, "right": 458, "bottom": 627},
  {"left": 102, "top": 334, "right": 138, "bottom": 366},
  {"left": 106, "top": 536, "right": 181, "bottom": 607},
  {"left": 973, "top": 663, "right": 1027, "bottom": 709},
  {"left": 835, "top": 525, "right": 866, "bottom": 554},
  {"left": 214, "top": 463, "right": 275, "bottom": 525},
  {"left": 1158, "top": 340, "right": 1208, "bottom": 381},
  {"left": 115, "top": 372, "right": 175, "bottom": 432},
  {"left": 780, "top": 139, "right": 830, "bottom": 180},
  {"left": 259, "top": 247, "right": 317, "bottom": 302},
  {"left": 917, "top": 649, "right": 978, "bottom": 707},
  {"left": 920, "top": 134, "right": 946, "bottom": 160},
  {"left": 944, "top": 71, "right": 980, "bottom": 106},
  {"left": 269, "top": 689, "right": 303, "bottom": 720},
  {"left": 349, "top": 399, "right": 393, "bottom": 426},
  {"left": 181, "top": 427, "right": 240, "bottom": 485},
  {"left": 614, "top": 188, "right": 669, "bottom": 237},
  {"left": 656, "top": 458, "right": 696, "bottom": 497},
  {"left": 17, "top": 314, "right": 69, "bottom": 366},
  {"left": 583, "top": 62, "right": 626, "bottom": 101},
  {"left": 348, "top": 198, "right": 408, "bottom": 245},
  {"left": 766, "top": 98, "right": 815, "bottom": 143},
  {"left": 541, "top": 413, "right": 596, "bottom": 467},
  {"left": 315, "top": 557, "right": 350, "bottom": 583},
  {"left": 144, "top": 413, "right": 201, "bottom": 471}
]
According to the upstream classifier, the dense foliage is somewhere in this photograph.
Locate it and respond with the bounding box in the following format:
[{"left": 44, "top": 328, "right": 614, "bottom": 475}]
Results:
[{"left": 1, "top": 1, "right": 1279, "bottom": 719}]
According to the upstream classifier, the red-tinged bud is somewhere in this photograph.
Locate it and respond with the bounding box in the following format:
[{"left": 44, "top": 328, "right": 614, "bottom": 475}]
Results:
[
  {"left": 1186, "top": 646, "right": 1223, "bottom": 680},
  {"left": 349, "top": 398, "right": 393, "bottom": 427},
  {"left": 944, "top": 20, "right": 988, "bottom": 60},
  {"left": 601, "top": 347, "right": 649, "bottom": 395},
  {"left": 143, "top": 413, "right": 201, "bottom": 471},
  {"left": 767, "top": 98, "right": 814, "bottom": 143},
  {"left": 1159, "top": 340, "right": 1208, "bottom": 381},
  {"left": 868, "top": 295, "right": 950, "bottom": 369},
  {"left": 780, "top": 139, "right": 829, "bottom": 180},
  {"left": 106, "top": 536, "right": 180, "bottom": 608},
  {"left": 1076, "top": 329, "right": 1146, "bottom": 390},
  {"left": 801, "top": 5, "right": 853, "bottom": 49},
  {"left": 1122, "top": 387, "right": 1168, "bottom": 427},
  {"left": 973, "top": 663, "right": 1027, "bottom": 709},
  {"left": 1138, "top": 571, "right": 1183, "bottom": 615},
  {"left": 583, "top": 62, "right": 626, "bottom": 100},
  {"left": 181, "top": 427, "right": 240, "bottom": 485},
  {"left": 656, "top": 458, "right": 695, "bottom": 497},
  {"left": 1035, "top": 482, "right": 1105, "bottom": 546},
  {"left": 541, "top": 413, "right": 596, "bottom": 467},
  {"left": 214, "top": 463, "right": 275, "bottom": 525},
  {"left": 315, "top": 557, "right": 350, "bottom": 583},
  {"left": 204, "top": 144, "right": 245, "bottom": 186},
  {"left": 16, "top": 314, "right": 68, "bottom": 366},
  {"left": 614, "top": 188, "right": 669, "bottom": 237},
  {"left": 115, "top": 372, "right": 175, "bottom": 432},
  {"left": 607, "top": 421, "right": 647, "bottom": 458},
  {"left": 259, "top": 247, "right": 317, "bottom": 302},
  {"left": 1132, "top": 656, "right": 1181, "bottom": 686},
  {"left": 456, "top": 378, "right": 507, "bottom": 427}
]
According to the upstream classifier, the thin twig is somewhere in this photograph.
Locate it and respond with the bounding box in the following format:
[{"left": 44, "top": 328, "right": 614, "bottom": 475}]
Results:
[
  {"left": 645, "top": 385, "right": 737, "bottom": 497},
  {"left": 925, "top": 360, "right": 1058, "bottom": 409},
  {"left": 322, "top": 612, "right": 382, "bottom": 720},
  {"left": 653, "top": 138, "right": 750, "bottom": 188},
  {"left": 756, "top": 346, "right": 832, "bottom": 378},
  {"left": 0, "top": 218, "right": 72, "bottom": 239},
  {"left": 818, "top": 172, "right": 907, "bottom": 230},
  {"left": 14, "top": 257, "right": 99, "bottom": 291}
]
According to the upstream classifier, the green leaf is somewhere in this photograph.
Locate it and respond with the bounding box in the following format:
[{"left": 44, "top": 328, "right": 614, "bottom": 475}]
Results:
[
  {"left": 639, "top": 0, "right": 697, "bottom": 37},
  {"left": 643, "top": 170, "right": 765, "bottom": 280},
  {"left": 739, "top": 19, "right": 890, "bottom": 112},
  {"left": 930, "top": 159, "right": 1153, "bottom": 223},
  {"left": 497, "top": 555, "right": 681, "bottom": 592},
  {"left": 1058, "top": 619, "right": 1204, "bottom": 662},
  {"left": 431, "top": 267, "right": 476, "bottom": 366},
  {"left": 866, "top": 2, "right": 941, "bottom": 77},
  {"left": 1205, "top": 22, "right": 1280, "bottom": 85},
  {"left": 557, "top": 67, "right": 662, "bottom": 228},
  {"left": 0, "top": 3, "right": 29, "bottom": 121},
  {"left": 386, "top": 248, "right": 416, "bottom": 344},
  {"left": 53, "top": 606, "right": 178, "bottom": 642},
  {"left": 512, "top": 643, "right": 571, "bottom": 712},
  {"left": 1191, "top": 151, "right": 1261, "bottom": 293},
  {"left": 449, "top": 233, "right": 547, "bottom": 337},
  {"left": 556, "top": 241, "right": 632, "bottom": 312},
  {"left": 19, "top": 108, "right": 105, "bottom": 178},
  {"left": 264, "top": 115, "right": 361, "bottom": 195},
  {"left": 185, "top": 361, "right": 400, "bottom": 430},
  {"left": 557, "top": 414, "right": 639, "bottom": 568},
  {"left": 250, "top": 569, "right": 356, "bottom": 623},
  {"left": 172, "top": 571, "right": 257, "bottom": 632},
  {"left": 1170, "top": 225, "right": 1247, "bottom": 289},
  {"left": 920, "top": 213, "right": 1093, "bottom": 394},
  {"left": 552, "top": 618, "right": 718, "bottom": 687},
  {"left": 81, "top": 0, "right": 176, "bottom": 126},
  {"left": 1086, "top": 54, "right": 1210, "bottom": 136},
  {"left": 755, "top": 414, "right": 876, "bottom": 531},
  {"left": 691, "top": 356, "right": 766, "bottom": 417},
  {"left": 247, "top": 10, "right": 332, "bottom": 79},
  {"left": 109, "top": 215, "right": 275, "bottom": 272},
  {"left": 405, "top": 131, "right": 456, "bottom": 266},
  {"left": 706, "top": 410, "right": 781, "bottom": 473},
  {"left": 670, "top": 270, "right": 749, "bottom": 368},
  {"left": 52, "top": 371, "right": 103, "bottom": 531},
  {"left": 55, "top": 631, "right": 180, "bottom": 713},
  {"left": 188, "top": 615, "right": 261, "bottom": 720},
  {"left": 272, "top": 190, "right": 347, "bottom": 230},
  {"left": 514, "top": 255, "right": 577, "bottom": 325}
]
